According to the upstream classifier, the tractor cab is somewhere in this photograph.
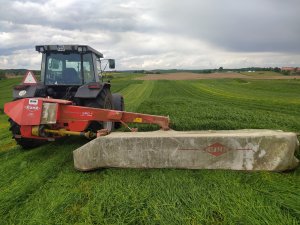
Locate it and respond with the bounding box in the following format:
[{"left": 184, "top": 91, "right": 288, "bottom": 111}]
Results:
[
  {"left": 13, "top": 45, "right": 116, "bottom": 102},
  {"left": 36, "top": 45, "right": 115, "bottom": 86}
]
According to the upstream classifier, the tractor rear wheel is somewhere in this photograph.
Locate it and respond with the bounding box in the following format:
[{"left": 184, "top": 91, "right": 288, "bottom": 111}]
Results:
[
  {"left": 84, "top": 87, "right": 113, "bottom": 133},
  {"left": 9, "top": 119, "right": 44, "bottom": 149},
  {"left": 112, "top": 93, "right": 124, "bottom": 129}
]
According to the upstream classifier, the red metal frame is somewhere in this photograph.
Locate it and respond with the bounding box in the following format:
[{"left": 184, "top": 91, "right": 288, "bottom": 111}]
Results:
[{"left": 4, "top": 98, "right": 170, "bottom": 140}]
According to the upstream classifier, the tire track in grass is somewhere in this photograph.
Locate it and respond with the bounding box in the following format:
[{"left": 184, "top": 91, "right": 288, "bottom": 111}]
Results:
[
  {"left": 118, "top": 81, "right": 154, "bottom": 112},
  {"left": 146, "top": 80, "right": 191, "bottom": 102},
  {"left": 110, "top": 79, "right": 143, "bottom": 93},
  {"left": 138, "top": 80, "right": 211, "bottom": 131}
]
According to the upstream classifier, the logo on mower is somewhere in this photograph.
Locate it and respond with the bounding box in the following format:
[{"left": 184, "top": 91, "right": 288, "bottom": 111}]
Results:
[
  {"left": 25, "top": 99, "right": 40, "bottom": 112},
  {"left": 204, "top": 143, "right": 231, "bottom": 157},
  {"left": 179, "top": 142, "right": 252, "bottom": 157},
  {"left": 25, "top": 105, "right": 40, "bottom": 111}
]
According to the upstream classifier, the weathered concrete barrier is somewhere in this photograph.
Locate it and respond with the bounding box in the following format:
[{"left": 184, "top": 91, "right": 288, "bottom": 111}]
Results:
[{"left": 73, "top": 130, "right": 299, "bottom": 171}]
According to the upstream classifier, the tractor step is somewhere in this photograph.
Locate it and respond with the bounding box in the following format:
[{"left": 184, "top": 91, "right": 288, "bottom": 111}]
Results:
[{"left": 73, "top": 129, "right": 299, "bottom": 171}]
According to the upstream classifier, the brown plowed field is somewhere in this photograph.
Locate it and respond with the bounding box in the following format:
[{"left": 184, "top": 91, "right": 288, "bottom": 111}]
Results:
[{"left": 137, "top": 72, "right": 300, "bottom": 80}]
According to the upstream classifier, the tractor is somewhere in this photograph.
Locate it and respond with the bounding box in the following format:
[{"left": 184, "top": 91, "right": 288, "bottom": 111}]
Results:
[{"left": 8, "top": 45, "right": 124, "bottom": 149}]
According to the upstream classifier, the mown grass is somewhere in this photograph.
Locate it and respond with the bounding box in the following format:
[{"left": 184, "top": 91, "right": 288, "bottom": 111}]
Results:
[
  {"left": 119, "top": 80, "right": 155, "bottom": 111},
  {"left": 0, "top": 78, "right": 22, "bottom": 112},
  {"left": 0, "top": 76, "right": 299, "bottom": 224}
]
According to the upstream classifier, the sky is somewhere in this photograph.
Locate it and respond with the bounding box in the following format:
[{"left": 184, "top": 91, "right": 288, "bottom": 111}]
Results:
[{"left": 0, "top": 0, "right": 299, "bottom": 70}]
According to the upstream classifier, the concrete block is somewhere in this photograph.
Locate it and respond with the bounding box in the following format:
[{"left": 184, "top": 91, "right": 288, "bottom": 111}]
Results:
[{"left": 73, "top": 130, "right": 299, "bottom": 171}]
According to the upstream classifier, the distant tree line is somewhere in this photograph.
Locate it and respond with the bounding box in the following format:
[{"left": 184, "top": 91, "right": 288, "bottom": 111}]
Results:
[
  {"left": 130, "top": 67, "right": 284, "bottom": 74},
  {"left": 132, "top": 70, "right": 161, "bottom": 74},
  {"left": 0, "top": 69, "right": 41, "bottom": 80}
]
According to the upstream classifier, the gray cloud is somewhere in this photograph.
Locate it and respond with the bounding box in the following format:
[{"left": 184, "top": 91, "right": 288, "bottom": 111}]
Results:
[
  {"left": 0, "top": 0, "right": 154, "bottom": 32},
  {"left": 156, "top": 0, "right": 300, "bottom": 53},
  {"left": 0, "top": 0, "right": 299, "bottom": 69}
]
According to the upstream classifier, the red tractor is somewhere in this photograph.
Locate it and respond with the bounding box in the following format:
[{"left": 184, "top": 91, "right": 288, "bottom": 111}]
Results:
[{"left": 5, "top": 45, "right": 170, "bottom": 149}]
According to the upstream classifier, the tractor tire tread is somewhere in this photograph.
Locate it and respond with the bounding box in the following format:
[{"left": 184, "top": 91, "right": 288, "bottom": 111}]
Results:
[
  {"left": 8, "top": 118, "right": 44, "bottom": 150},
  {"left": 112, "top": 93, "right": 124, "bottom": 129}
]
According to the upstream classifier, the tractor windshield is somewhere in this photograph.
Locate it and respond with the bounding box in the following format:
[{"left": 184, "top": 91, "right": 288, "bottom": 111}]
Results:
[{"left": 45, "top": 52, "right": 95, "bottom": 85}]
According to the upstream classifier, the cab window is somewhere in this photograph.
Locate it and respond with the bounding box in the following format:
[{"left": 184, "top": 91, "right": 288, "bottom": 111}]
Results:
[{"left": 45, "top": 53, "right": 81, "bottom": 85}]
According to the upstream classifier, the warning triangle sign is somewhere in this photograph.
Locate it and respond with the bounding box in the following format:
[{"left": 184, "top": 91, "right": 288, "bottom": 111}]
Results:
[{"left": 23, "top": 71, "right": 37, "bottom": 85}]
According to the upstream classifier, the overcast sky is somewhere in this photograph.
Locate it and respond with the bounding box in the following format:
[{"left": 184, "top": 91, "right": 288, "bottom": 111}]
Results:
[{"left": 0, "top": 0, "right": 299, "bottom": 70}]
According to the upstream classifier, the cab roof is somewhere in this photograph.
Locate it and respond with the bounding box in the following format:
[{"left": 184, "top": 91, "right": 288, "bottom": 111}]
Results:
[{"left": 35, "top": 45, "right": 103, "bottom": 58}]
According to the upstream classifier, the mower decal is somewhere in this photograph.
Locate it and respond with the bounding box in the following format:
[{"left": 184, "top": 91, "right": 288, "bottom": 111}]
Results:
[
  {"left": 25, "top": 105, "right": 40, "bottom": 111},
  {"left": 204, "top": 143, "right": 230, "bottom": 157},
  {"left": 133, "top": 118, "right": 143, "bottom": 123},
  {"left": 179, "top": 142, "right": 254, "bottom": 157},
  {"left": 81, "top": 112, "right": 93, "bottom": 117},
  {"left": 19, "top": 90, "right": 27, "bottom": 96},
  {"left": 24, "top": 99, "right": 40, "bottom": 112}
]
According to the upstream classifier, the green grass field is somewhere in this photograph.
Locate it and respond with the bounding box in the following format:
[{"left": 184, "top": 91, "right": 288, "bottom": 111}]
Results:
[{"left": 0, "top": 76, "right": 300, "bottom": 224}]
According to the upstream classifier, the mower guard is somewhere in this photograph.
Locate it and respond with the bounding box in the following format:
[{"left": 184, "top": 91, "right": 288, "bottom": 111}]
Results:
[{"left": 73, "top": 130, "right": 299, "bottom": 171}]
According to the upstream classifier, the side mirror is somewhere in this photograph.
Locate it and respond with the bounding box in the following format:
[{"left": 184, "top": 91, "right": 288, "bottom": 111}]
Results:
[{"left": 108, "top": 59, "right": 115, "bottom": 69}]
